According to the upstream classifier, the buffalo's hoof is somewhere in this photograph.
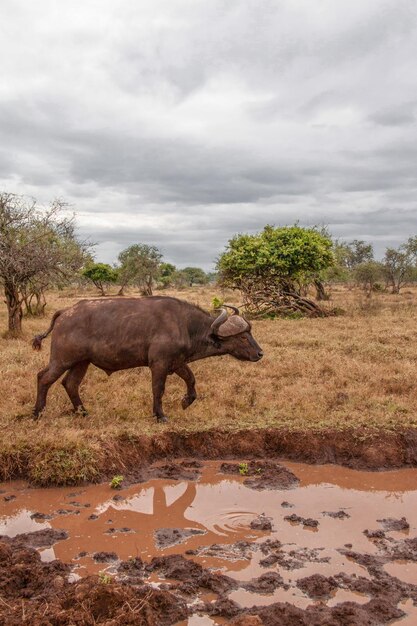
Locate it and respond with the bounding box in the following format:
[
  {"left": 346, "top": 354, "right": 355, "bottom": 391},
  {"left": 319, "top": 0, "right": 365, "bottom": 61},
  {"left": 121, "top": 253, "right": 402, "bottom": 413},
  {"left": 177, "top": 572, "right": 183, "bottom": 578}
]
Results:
[
  {"left": 74, "top": 406, "right": 89, "bottom": 417},
  {"left": 156, "top": 415, "right": 169, "bottom": 423},
  {"left": 181, "top": 394, "right": 197, "bottom": 410}
]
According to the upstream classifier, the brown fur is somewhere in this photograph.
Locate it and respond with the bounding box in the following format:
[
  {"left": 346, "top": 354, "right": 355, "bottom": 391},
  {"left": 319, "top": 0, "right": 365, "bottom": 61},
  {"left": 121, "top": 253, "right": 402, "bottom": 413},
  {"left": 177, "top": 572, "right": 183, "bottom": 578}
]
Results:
[{"left": 32, "top": 296, "right": 263, "bottom": 422}]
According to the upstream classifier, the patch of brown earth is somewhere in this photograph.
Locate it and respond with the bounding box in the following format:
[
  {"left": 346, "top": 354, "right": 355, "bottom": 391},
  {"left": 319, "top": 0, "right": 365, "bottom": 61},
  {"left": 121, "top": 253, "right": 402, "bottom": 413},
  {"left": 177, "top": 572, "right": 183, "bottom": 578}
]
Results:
[{"left": 220, "top": 460, "right": 299, "bottom": 490}]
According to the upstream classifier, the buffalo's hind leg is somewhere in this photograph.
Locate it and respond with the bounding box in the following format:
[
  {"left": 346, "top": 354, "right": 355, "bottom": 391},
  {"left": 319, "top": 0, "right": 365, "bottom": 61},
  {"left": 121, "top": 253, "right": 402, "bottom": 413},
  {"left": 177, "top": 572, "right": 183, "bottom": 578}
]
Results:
[
  {"left": 62, "top": 361, "right": 89, "bottom": 414},
  {"left": 150, "top": 364, "right": 169, "bottom": 423},
  {"left": 175, "top": 365, "right": 197, "bottom": 410},
  {"left": 33, "top": 363, "right": 68, "bottom": 419}
]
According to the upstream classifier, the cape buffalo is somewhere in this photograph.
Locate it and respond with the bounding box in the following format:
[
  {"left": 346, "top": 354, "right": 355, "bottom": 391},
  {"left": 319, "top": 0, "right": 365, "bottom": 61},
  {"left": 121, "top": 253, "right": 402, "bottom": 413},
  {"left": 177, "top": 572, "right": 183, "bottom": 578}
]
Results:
[{"left": 32, "top": 297, "right": 263, "bottom": 422}]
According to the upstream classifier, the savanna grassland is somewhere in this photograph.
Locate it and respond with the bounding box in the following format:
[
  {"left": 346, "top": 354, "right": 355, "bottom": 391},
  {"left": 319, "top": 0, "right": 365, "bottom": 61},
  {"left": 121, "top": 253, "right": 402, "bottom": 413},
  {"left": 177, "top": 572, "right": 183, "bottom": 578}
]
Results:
[{"left": 1, "top": 286, "right": 417, "bottom": 484}]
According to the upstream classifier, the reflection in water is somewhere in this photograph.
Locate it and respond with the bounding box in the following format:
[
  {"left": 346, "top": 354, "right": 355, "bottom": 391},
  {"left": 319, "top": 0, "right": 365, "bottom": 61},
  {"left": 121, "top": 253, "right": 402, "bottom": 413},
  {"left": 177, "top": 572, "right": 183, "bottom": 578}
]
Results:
[{"left": 1, "top": 461, "right": 417, "bottom": 619}]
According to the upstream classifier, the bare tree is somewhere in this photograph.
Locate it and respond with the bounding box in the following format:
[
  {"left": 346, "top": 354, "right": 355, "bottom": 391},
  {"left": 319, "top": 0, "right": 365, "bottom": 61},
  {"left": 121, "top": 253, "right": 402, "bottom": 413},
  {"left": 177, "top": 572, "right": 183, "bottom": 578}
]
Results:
[
  {"left": 0, "top": 193, "right": 90, "bottom": 336},
  {"left": 383, "top": 238, "right": 417, "bottom": 294}
]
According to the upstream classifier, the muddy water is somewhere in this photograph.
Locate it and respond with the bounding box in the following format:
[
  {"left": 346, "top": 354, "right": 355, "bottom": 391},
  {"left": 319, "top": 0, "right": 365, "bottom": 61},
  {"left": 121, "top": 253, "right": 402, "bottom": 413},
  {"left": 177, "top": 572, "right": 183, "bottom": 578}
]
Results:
[{"left": 1, "top": 461, "right": 417, "bottom": 623}]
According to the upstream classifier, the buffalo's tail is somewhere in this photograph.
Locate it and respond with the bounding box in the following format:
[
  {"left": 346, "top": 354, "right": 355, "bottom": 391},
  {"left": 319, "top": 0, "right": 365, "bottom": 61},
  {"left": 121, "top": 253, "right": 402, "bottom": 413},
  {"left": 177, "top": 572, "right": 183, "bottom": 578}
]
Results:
[{"left": 32, "top": 309, "right": 65, "bottom": 351}]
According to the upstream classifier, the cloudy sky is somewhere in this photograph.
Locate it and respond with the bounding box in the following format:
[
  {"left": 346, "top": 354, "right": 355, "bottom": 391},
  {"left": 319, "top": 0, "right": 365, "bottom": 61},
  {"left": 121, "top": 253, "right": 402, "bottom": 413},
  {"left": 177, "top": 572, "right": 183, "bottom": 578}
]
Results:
[{"left": 1, "top": 0, "right": 416, "bottom": 269}]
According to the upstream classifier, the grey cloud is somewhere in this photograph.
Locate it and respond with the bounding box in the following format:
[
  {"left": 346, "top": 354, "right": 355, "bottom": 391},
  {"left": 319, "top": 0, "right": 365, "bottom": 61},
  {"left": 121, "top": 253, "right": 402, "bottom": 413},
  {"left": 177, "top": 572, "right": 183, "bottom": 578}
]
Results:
[
  {"left": 1, "top": 0, "right": 417, "bottom": 268},
  {"left": 370, "top": 102, "right": 417, "bottom": 127}
]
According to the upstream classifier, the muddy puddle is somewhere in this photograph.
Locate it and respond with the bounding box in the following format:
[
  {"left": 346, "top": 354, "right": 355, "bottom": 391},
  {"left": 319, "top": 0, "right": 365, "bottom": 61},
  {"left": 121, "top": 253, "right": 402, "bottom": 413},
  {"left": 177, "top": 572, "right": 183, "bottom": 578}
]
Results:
[{"left": 1, "top": 460, "right": 417, "bottom": 625}]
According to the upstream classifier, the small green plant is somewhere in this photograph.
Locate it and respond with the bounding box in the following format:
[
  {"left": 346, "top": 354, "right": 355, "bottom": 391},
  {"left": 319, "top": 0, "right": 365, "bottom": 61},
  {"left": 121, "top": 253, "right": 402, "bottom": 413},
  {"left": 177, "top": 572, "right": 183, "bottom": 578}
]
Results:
[
  {"left": 109, "top": 474, "right": 124, "bottom": 489},
  {"left": 238, "top": 462, "right": 249, "bottom": 476},
  {"left": 99, "top": 572, "right": 112, "bottom": 585},
  {"left": 211, "top": 296, "right": 224, "bottom": 311}
]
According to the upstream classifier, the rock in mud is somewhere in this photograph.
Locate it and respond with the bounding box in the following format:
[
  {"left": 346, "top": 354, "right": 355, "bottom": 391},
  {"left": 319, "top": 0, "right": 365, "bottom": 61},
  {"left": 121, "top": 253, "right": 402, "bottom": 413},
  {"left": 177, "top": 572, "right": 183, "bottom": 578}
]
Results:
[
  {"left": 281, "top": 501, "right": 294, "bottom": 508},
  {"left": 155, "top": 527, "right": 206, "bottom": 548},
  {"left": 3, "top": 494, "right": 16, "bottom": 502},
  {"left": 88, "top": 513, "right": 99, "bottom": 520},
  {"left": 220, "top": 460, "right": 299, "bottom": 490},
  {"left": 377, "top": 516, "right": 410, "bottom": 531},
  {"left": 296, "top": 573, "right": 338, "bottom": 599},
  {"left": 250, "top": 514, "right": 272, "bottom": 531}
]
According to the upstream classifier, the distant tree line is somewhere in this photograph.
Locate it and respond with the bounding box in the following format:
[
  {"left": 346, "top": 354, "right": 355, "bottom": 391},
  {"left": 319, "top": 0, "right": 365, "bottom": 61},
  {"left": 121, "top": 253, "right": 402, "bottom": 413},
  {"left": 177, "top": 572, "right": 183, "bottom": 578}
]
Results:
[
  {"left": 82, "top": 248, "right": 211, "bottom": 297},
  {"left": 3, "top": 192, "right": 417, "bottom": 334}
]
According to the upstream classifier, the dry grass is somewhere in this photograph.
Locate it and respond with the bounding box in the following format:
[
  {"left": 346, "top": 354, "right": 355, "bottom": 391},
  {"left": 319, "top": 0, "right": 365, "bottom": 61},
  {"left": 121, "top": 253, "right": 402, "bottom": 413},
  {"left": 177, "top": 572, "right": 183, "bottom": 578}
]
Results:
[{"left": 1, "top": 284, "right": 417, "bottom": 483}]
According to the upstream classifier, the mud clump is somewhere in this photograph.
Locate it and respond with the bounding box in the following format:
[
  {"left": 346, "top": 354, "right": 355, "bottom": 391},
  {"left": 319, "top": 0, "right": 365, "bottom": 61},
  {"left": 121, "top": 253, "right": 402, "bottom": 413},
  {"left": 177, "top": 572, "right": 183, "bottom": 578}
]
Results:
[
  {"left": 0, "top": 540, "right": 69, "bottom": 599},
  {"left": 0, "top": 541, "right": 188, "bottom": 625},
  {"left": 145, "top": 460, "right": 203, "bottom": 482},
  {"left": 322, "top": 510, "right": 350, "bottom": 519},
  {"left": 146, "top": 554, "right": 237, "bottom": 595},
  {"left": 0, "top": 528, "right": 68, "bottom": 548},
  {"left": 378, "top": 516, "right": 410, "bottom": 531},
  {"left": 243, "top": 572, "right": 286, "bottom": 594},
  {"left": 29, "top": 511, "right": 53, "bottom": 520},
  {"left": 259, "top": 540, "right": 329, "bottom": 570},
  {"left": 250, "top": 514, "right": 273, "bottom": 531},
  {"left": 155, "top": 527, "right": 206, "bottom": 549},
  {"left": 364, "top": 529, "right": 386, "bottom": 539},
  {"left": 296, "top": 573, "right": 338, "bottom": 599},
  {"left": 93, "top": 551, "right": 119, "bottom": 563},
  {"left": 220, "top": 460, "right": 299, "bottom": 490},
  {"left": 104, "top": 526, "right": 130, "bottom": 534},
  {"left": 188, "top": 540, "right": 255, "bottom": 563},
  {"left": 284, "top": 513, "right": 319, "bottom": 528}
]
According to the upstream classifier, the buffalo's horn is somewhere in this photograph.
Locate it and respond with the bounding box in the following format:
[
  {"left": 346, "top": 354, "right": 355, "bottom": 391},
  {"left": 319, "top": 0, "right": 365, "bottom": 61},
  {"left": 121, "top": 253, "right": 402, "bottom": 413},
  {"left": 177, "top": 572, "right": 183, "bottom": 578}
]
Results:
[
  {"left": 211, "top": 308, "right": 228, "bottom": 334},
  {"left": 223, "top": 304, "right": 240, "bottom": 315}
]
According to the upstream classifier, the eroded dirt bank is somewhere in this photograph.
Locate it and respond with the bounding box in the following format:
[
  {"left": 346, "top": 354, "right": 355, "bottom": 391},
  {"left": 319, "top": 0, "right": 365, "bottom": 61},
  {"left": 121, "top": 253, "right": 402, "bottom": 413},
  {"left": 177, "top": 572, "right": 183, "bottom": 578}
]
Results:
[
  {"left": 5, "top": 426, "right": 417, "bottom": 487},
  {"left": 92, "top": 427, "right": 417, "bottom": 474},
  {"left": 1, "top": 460, "right": 417, "bottom": 624}
]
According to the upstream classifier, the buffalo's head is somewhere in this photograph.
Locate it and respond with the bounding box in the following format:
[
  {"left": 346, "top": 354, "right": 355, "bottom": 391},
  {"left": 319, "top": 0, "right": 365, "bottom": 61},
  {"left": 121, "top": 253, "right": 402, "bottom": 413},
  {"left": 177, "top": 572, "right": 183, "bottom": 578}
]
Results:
[{"left": 210, "top": 305, "right": 263, "bottom": 362}]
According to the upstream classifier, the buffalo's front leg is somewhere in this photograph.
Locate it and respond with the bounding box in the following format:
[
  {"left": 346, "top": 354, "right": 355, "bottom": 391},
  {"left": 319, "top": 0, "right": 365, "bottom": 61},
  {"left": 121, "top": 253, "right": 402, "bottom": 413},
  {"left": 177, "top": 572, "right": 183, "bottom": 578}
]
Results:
[
  {"left": 150, "top": 364, "right": 169, "bottom": 423},
  {"left": 175, "top": 365, "right": 197, "bottom": 409}
]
